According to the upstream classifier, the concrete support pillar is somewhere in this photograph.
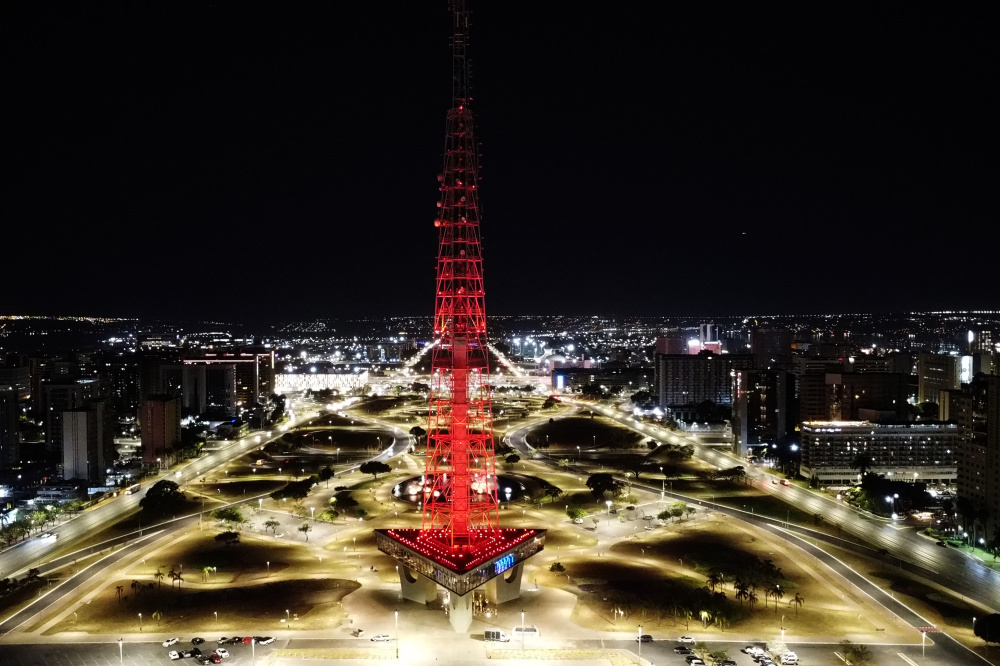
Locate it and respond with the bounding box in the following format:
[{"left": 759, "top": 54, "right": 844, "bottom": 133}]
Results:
[
  {"left": 448, "top": 591, "right": 474, "bottom": 633},
  {"left": 485, "top": 562, "right": 524, "bottom": 605},
  {"left": 398, "top": 566, "right": 437, "bottom": 604}
]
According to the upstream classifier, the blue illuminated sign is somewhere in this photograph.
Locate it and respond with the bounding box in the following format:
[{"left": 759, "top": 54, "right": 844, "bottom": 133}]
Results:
[{"left": 494, "top": 554, "right": 516, "bottom": 575}]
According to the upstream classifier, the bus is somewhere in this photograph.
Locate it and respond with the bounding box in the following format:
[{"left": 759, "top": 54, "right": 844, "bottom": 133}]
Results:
[{"left": 124, "top": 483, "right": 141, "bottom": 495}]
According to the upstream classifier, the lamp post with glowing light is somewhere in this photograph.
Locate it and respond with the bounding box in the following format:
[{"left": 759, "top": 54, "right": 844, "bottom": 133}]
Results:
[
  {"left": 395, "top": 609, "right": 399, "bottom": 659},
  {"left": 118, "top": 638, "right": 124, "bottom": 664},
  {"left": 520, "top": 609, "right": 525, "bottom": 651}
]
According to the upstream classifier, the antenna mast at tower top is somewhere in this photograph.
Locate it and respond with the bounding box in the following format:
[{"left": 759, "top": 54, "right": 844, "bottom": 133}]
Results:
[{"left": 449, "top": 0, "right": 470, "bottom": 107}]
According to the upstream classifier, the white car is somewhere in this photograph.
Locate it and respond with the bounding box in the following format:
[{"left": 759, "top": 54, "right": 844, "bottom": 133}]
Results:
[
  {"left": 370, "top": 634, "right": 391, "bottom": 642},
  {"left": 677, "top": 636, "right": 696, "bottom": 643},
  {"left": 781, "top": 653, "right": 798, "bottom": 665},
  {"left": 216, "top": 648, "right": 230, "bottom": 658},
  {"left": 163, "top": 638, "right": 180, "bottom": 647},
  {"left": 167, "top": 651, "right": 180, "bottom": 660},
  {"left": 258, "top": 637, "right": 276, "bottom": 645},
  {"left": 572, "top": 517, "right": 584, "bottom": 524}
]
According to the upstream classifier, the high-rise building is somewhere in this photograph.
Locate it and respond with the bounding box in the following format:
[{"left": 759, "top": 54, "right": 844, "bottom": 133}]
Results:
[
  {"left": 655, "top": 335, "right": 687, "bottom": 356},
  {"left": 799, "top": 421, "right": 960, "bottom": 486},
  {"left": 944, "top": 375, "right": 1000, "bottom": 539},
  {"left": 62, "top": 401, "right": 109, "bottom": 483},
  {"left": 731, "top": 369, "right": 793, "bottom": 458},
  {"left": 140, "top": 395, "right": 181, "bottom": 465},
  {"left": 655, "top": 351, "right": 754, "bottom": 412},
  {"left": 0, "top": 366, "right": 30, "bottom": 402},
  {"left": 182, "top": 362, "right": 237, "bottom": 416},
  {"left": 917, "top": 352, "right": 960, "bottom": 404},
  {"left": 182, "top": 348, "right": 275, "bottom": 413},
  {"left": 42, "top": 378, "right": 103, "bottom": 462},
  {"left": 0, "top": 386, "right": 19, "bottom": 469},
  {"left": 750, "top": 328, "right": 793, "bottom": 369},
  {"left": 97, "top": 352, "right": 140, "bottom": 419}
]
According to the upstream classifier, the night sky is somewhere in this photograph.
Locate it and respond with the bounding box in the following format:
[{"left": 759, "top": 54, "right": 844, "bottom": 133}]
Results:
[{"left": 7, "top": 2, "right": 997, "bottom": 321}]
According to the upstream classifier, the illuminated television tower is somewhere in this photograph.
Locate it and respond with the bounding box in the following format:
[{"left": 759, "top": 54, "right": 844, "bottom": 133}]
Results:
[{"left": 377, "top": 0, "right": 544, "bottom": 632}]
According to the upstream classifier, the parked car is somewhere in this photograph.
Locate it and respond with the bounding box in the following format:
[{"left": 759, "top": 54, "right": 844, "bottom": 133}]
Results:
[
  {"left": 686, "top": 656, "right": 704, "bottom": 664},
  {"left": 781, "top": 479, "right": 790, "bottom": 486},
  {"left": 625, "top": 505, "right": 636, "bottom": 510},
  {"left": 370, "top": 634, "right": 391, "bottom": 642},
  {"left": 241, "top": 637, "right": 254, "bottom": 644},
  {"left": 677, "top": 636, "right": 696, "bottom": 643},
  {"left": 190, "top": 648, "right": 202, "bottom": 657},
  {"left": 781, "top": 652, "right": 799, "bottom": 665},
  {"left": 674, "top": 646, "right": 693, "bottom": 654},
  {"left": 163, "top": 638, "right": 181, "bottom": 648},
  {"left": 167, "top": 652, "right": 181, "bottom": 661},
  {"left": 257, "top": 636, "right": 276, "bottom": 645},
  {"left": 207, "top": 655, "right": 222, "bottom": 664},
  {"left": 636, "top": 634, "right": 652, "bottom": 643},
  {"left": 196, "top": 658, "right": 213, "bottom": 665},
  {"left": 572, "top": 517, "right": 584, "bottom": 524},
  {"left": 720, "top": 660, "right": 738, "bottom": 666},
  {"left": 192, "top": 638, "right": 205, "bottom": 645},
  {"left": 215, "top": 648, "right": 230, "bottom": 659}
]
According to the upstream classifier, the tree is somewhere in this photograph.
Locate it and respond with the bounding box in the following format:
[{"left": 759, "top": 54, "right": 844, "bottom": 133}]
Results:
[
  {"left": 974, "top": 613, "right": 1000, "bottom": 645},
  {"left": 210, "top": 507, "right": 247, "bottom": 528},
  {"left": 567, "top": 507, "right": 587, "bottom": 520},
  {"left": 657, "top": 509, "right": 673, "bottom": 523},
  {"left": 115, "top": 585, "right": 124, "bottom": 601},
  {"left": 152, "top": 610, "right": 163, "bottom": 625},
  {"left": 214, "top": 531, "right": 240, "bottom": 546},
  {"left": 544, "top": 487, "right": 563, "bottom": 504},
  {"left": 770, "top": 585, "right": 784, "bottom": 612},
  {"left": 850, "top": 453, "right": 874, "bottom": 477},
  {"left": 318, "top": 466, "right": 335, "bottom": 487},
  {"left": 840, "top": 640, "right": 873, "bottom": 665},
  {"left": 264, "top": 518, "right": 280, "bottom": 535},
  {"left": 154, "top": 569, "right": 165, "bottom": 589},
  {"left": 559, "top": 458, "right": 571, "bottom": 469},
  {"left": 298, "top": 522, "right": 312, "bottom": 541},
  {"left": 408, "top": 426, "right": 426, "bottom": 446},
  {"left": 669, "top": 501, "right": 686, "bottom": 522},
  {"left": 549, "top": 562, "right": 565, "bottom": 573},
  {"left": 139, "top": 480, "right": 186, "bottom": 514},
  {"left": 789, "top": 592, "right": 804, "bottom": 616},
  {"left": 359, "top": 460, "right": 392, "bottom": 480},
  {"left": 542, "top": 397, "right": 557, "bottom": 409},
  {"left": 202, "top": 566, "right": 214, "bottom": 582},
  {"left": 505, "top": 454, "right": 521, "bottom": 465},
  {"left": 706, "top": 571, "right": 723, "bottom": 593},
  {"left": 586, "top": 473, "right": 620, "bottom": 500}
]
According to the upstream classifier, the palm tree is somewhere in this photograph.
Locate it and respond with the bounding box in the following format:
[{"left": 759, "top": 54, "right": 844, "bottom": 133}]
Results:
[
  {"left": 202, "top": 566, "right": 214, "bottom": 582},
  {"left": 152, "top": 610, "right": 163, "bottom": 625},
  {"left": 154, "top": 569, "right": 165, "bottom": 589},
  {"left": 771, "top": 585, "right": 785, "bottom": 613},
  {"left": 850, "top": 453, "right": 874, "bottom": 477},
  {"left": 175, "top": 572, "right": 184, "bottom": 589},
  {"left": 735, "top": 584, "right": 749, "bottom": 607},
  {"left": 699, "top": 610, "right": 712, "bottom": 627},
  {"left": 130, "top": 580, "right": 141, "bottom": 598},
  {"left": 706, "top": 571, "right": 723, "bottom": 593},
  {"left": 265, "top": 518, "right": 280, "bottom": 535},
  {"left": 115, "top": 585, "right": 125, "bottom": 601},
  {"left": 747, "top": 590, "right": 758, "bottom": 611},
  {"left": 789, "top": 592, "right": 804, "bottom": 616}
]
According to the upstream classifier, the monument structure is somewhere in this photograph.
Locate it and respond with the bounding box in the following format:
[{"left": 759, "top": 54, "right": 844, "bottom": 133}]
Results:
[{"left": 376, "top": 0, "right": 545, "bottom": 633}]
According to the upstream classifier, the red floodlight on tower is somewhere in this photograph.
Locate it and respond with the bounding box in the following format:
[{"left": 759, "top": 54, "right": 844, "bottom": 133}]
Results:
[
  {"left": 377, "top": 2, "right": 543, "bottom": 621},
  {"left": 422, "top": 0, "right": 498, "bottom": 546}
]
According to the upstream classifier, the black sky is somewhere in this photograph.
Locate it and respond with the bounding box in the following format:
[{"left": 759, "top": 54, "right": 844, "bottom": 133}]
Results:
[{"left": 6, "top": 2, "right": 997, "bottom": 321}]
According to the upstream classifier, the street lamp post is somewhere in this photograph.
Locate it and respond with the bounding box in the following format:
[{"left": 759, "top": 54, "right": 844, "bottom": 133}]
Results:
[
  {"left": 214, "top": 611, "right": 218, "bottom": 625},
  {"left": 520, "top": 610, "right": 525, "bottom": 652},
  {"left": 637, "top": 624, "right": 643, "bottom": 656},
  {"left": 137, "top": 613, "right": 142, "bottom": 632},
  {"left": 395, "top": 609, "right": 399, "bottom": 659},
  {"left": 286, "top": 609, "right": 290, "bottom": 621},
  {"left": 577, "top": 446, "right": 581, "bottom": 462},
  {"left": 310, "top": 507, "right": 315, "bottom": 520},
  {"left": 118, "top": 638, "right": 124, "bottom": 665}
]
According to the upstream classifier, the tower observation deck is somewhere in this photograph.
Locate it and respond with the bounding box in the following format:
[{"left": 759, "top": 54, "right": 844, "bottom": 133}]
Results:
[{"left": 376, "top": 0, "right": 544, "bottom": 631}]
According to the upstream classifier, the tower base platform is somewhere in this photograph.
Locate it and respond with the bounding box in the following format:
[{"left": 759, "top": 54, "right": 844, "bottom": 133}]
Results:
[{"left": 376, "top": 528, "right": 545, "bottom": 633}]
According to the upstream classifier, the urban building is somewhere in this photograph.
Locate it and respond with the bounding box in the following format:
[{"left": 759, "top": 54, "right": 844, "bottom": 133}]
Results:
[
  {"left": 140, "top": 395, "right": 181, "bottom": 465},
  {"left": 62, "top": 402, "right": 110, "bottom": 483},
  {"left": 917, "top": 352, "right": 960, "bottom": 404},
  {"left": 97, "top": 353, "right": 140, "bottom": 419},
  {"left": 0, "top": 366, "right": 30, "bottom": 402},
  {"left": 795, "top": 358, "right": 908, "bottom": 423},
  {"left": 182, "top": 362, "right": 237, "bottom": 416},
  {"left": 551, "top": 366, "right": 652, "bottom": 393},
  {"left": 42, "top": 378, "right": 103, "bottom": 461},
  {"left": 182, "top": 348, "right": 275, "bottom": 411},
  {"left": 655, "top": 351, "right": 754, "bottom": 413},
  {"left": 0, "top": 386, "right": 18, "bottom": 468},
  {"left": 799, "top": 421, "right": 960, "bottom": 486},
  {"left": 750, "top": 328, "right": 793, "bottom": 369},
  {"left": 943, "top": 375, "right": 1000, "bottom": 538},
  {"left": 655, "top": 334, "right": 687, "bottom": 355},
  {"left": 731, "top": 369, "right": 794, "bottom": 458}
]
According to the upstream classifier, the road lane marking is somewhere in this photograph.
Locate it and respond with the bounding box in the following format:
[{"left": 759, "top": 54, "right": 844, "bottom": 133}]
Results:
[{"left": 898, "top": 653, "right": 919, "bottom": 666}]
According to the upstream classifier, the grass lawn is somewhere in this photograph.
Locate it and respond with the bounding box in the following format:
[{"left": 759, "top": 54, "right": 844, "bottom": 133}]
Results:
[{"left": 526, "top": 416, "right": 644, "bottom": 451}]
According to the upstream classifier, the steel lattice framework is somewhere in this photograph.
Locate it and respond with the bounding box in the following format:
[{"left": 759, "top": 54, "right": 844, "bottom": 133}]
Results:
[{"left": 421, "top": 0, "right": 500, "bottom": 547}]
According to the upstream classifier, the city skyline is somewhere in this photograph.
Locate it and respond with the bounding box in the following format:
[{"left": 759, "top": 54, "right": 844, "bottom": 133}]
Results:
[{"left": 7, "top": 3, "right": 996, "bottom": 321}]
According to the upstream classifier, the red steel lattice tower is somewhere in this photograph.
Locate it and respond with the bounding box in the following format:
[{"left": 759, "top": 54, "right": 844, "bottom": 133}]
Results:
[{"left": 422, "top": 0, "right": 499, "bottom": 547}]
